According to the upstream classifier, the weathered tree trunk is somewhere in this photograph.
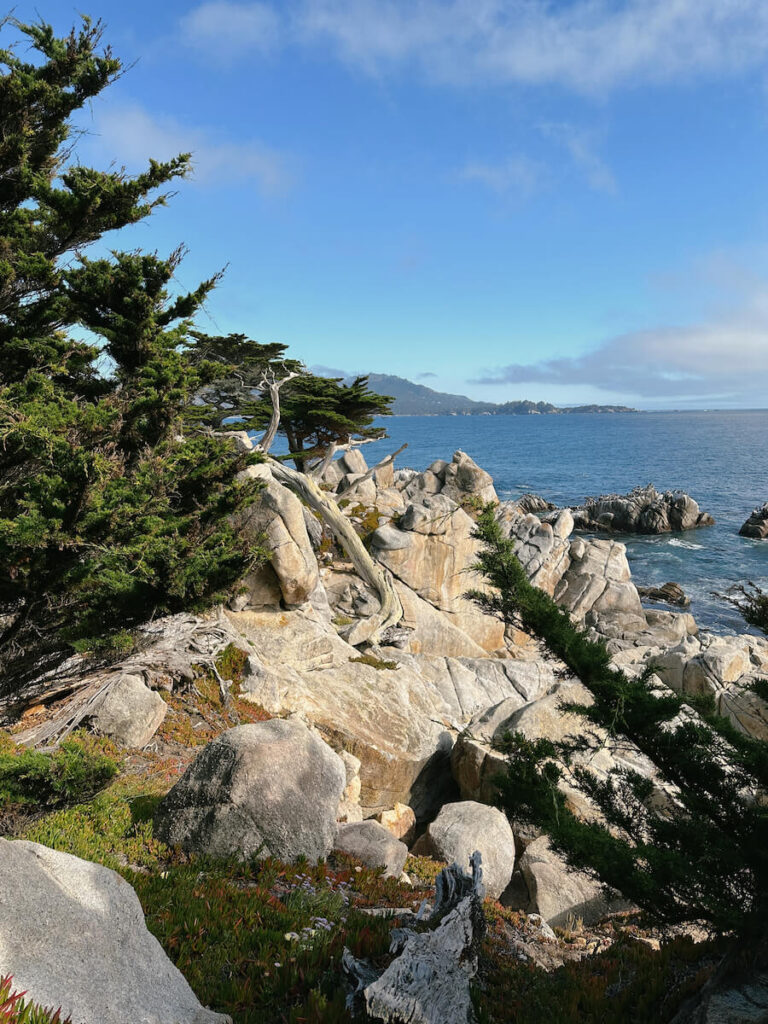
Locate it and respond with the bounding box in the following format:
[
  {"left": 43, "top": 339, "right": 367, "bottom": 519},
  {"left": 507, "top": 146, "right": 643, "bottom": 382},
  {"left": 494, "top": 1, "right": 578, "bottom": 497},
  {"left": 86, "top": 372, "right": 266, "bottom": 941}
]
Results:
[
  {"left": 267, "top": 458, "right": 403, "bottom": 645},
  {"left": 241, "top": 377, "right": 403, "bottom": 645}
]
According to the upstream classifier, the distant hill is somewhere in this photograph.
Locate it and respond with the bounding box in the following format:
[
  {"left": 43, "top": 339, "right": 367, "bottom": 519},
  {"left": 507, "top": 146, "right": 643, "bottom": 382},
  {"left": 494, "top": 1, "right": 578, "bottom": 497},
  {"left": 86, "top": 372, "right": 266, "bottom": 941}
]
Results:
[{"left": 358, "top": 374, "right": 636, "bottom": 416}]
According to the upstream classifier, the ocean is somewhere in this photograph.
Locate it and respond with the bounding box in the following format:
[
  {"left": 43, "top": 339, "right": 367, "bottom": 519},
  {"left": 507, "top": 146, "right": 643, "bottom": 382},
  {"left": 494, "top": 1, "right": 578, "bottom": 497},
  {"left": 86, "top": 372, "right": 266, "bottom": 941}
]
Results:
[{"left": 373, "top": 411, "right": 768, "bottom": 636}]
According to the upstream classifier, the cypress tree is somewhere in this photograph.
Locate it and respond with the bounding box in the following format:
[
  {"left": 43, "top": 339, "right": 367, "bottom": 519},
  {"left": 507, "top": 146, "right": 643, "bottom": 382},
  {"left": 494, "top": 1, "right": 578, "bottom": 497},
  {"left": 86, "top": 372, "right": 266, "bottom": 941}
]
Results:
[{"left": 0, "top": 18, "right": 262, "bottom": 693}]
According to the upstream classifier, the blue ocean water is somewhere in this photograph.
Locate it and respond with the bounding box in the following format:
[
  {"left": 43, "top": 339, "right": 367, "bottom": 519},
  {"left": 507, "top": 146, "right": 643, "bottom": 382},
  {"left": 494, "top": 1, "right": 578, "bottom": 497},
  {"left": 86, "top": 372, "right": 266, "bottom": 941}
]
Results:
[{"left": 374, "top": 411, "right": 768, "bottom": 636}]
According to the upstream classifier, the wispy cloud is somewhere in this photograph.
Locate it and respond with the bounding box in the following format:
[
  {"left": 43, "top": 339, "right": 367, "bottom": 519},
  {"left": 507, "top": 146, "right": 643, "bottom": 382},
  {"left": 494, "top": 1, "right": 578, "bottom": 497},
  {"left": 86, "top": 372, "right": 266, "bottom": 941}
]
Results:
[
  {"left": 417, "top": 372, "right": 438, "bottom": 379},
  {"left": 309, "top": 363, "right": 354, "bottom": 378},
  {"left": 180, "top": 1, "right": 282, "bottom": 59},
  {"left": 472, "top": 295, "right": 768, "bottom": 405},
  {"left": 180, "top": 1, "right": 768, "bottom": 94},
  {"left": 542, "top": 123, "right": 617, "bottom": 194},
  {"left": 86, "top": 103, "right": 294, "bottom": 195},
  {"left": 460, "top": 155, "right": 546, "bottom": 196}
]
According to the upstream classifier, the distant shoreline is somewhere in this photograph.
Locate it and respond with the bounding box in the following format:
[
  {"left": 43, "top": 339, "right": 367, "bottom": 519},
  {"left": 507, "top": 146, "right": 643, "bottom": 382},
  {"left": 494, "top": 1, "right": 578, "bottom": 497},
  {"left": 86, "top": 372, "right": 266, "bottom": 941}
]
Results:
[{"left": 387, "top": 407, "right": 768, "bottom": 417}]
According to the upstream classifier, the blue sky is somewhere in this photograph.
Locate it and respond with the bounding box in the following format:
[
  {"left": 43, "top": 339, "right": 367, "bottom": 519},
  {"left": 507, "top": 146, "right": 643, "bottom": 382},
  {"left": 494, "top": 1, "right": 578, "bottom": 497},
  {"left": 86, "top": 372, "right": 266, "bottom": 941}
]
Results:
[{"left": 9, "top": 1, "right": 768, "bottom": 408}]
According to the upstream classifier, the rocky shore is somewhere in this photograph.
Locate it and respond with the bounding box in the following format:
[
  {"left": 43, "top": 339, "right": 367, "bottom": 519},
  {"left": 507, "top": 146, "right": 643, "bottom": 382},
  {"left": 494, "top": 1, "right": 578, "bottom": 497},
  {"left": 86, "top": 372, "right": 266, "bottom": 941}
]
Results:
[{"left": 2, "top": 447, "right": 766, "bottom": 1023}]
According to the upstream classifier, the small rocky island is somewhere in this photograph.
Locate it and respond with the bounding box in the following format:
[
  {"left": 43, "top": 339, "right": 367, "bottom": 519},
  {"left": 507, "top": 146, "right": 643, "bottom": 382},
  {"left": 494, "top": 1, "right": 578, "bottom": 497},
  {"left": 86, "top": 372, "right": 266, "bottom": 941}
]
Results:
[
  {"left": 533, "top": 482, "right": 715, "bottom": 534},
  {"left": 739, "top": 502, "right": 768, "bottom": 539}
]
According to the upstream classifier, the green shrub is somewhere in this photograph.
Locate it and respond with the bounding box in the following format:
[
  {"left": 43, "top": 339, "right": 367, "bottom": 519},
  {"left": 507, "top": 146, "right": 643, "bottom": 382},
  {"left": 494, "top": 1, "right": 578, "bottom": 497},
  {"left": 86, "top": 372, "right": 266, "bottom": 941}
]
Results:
[{"left": 0, "top": 734, "right": 118, "bottom": 810}]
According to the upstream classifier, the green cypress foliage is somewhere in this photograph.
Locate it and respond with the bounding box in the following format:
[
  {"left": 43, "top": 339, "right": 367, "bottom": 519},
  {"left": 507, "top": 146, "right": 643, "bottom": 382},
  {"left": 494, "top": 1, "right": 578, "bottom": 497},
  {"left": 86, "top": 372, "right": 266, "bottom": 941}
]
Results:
[
  {"left": 189, "top": 331, "right": 394, "bottom": 472},
  {"left": 0, "top": 18, "right": 263, "bottom": 692},
  {"left": 470, "top": 507, "right": 768, "bottom": 938},
  {"left": 277, "top": 373, "right": 393, "bottom": 471}
]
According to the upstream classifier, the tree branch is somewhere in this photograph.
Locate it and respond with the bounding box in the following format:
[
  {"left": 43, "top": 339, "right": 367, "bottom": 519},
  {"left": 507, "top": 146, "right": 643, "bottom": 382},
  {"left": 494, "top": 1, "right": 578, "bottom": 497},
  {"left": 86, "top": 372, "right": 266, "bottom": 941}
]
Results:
[
  {"left": 254, "top": 367, "right": 300, "bottom": 454},
  {"left": 267, "top": 458, "right": 403, "bottom": 645}
]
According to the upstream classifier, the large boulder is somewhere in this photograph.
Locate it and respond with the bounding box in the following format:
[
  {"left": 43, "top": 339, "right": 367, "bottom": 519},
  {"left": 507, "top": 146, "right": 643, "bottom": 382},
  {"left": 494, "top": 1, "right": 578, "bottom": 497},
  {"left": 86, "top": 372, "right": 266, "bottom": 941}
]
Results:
[
  {"left": 86, "top": 673, "right": 166, "bottom": 748},
  {"left": 370, "top": 500, "right": 506, "bottom": 653},
  {"left": 519, "top": 836, "right": 628, "bottom": 927},
  {"left": 413, "top": 801, "right": 515, "bottom": 899},
  {"left": 334, "top": 820, "right": 408, "bottom": 878},
  {"left": 154, "top": 719, "right": 346, "bottom": 862},
  {"left": 739, "top": 502, "right": 768, "bottom": 539},
  {"left": 0, "top": 839, "right": 229, "bottom": 1024},
  {"left": 555, "top": 536, "right": 647, "bottom": 636},
  {"left": 238, "top": 465, "right": 319, "bottom": 606}
]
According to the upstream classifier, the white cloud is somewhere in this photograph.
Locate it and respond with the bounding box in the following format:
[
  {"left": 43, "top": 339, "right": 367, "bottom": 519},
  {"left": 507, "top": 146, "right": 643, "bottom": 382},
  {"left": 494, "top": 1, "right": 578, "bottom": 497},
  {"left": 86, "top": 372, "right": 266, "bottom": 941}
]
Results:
[
  {"left": 87, "top": 103, "right": 293, "bottom": 195},
  {"left": 542, "top": 123, "right": 617, "bottom": 194},
  {"left": 181, "top": 1, "right": 768, "bottom": 93},
  {"left": 471, "top": 254, "right": 768, "bottom": 406},
  {"left": 460, "top": 155, "right": 545, "bottom": 196},
  {"left": 472, "top": 316, "right": 768, "bottom": 405},
  {"left": 180, "top": 1, "right": 281, "bottom": 58}
]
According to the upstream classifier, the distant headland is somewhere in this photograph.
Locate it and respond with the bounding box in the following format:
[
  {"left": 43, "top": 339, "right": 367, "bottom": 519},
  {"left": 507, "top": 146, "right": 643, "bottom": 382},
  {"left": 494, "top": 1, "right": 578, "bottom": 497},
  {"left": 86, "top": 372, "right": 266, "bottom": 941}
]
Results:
[{"left": 355, "top": 373, "right": 637, "bottom": 416}]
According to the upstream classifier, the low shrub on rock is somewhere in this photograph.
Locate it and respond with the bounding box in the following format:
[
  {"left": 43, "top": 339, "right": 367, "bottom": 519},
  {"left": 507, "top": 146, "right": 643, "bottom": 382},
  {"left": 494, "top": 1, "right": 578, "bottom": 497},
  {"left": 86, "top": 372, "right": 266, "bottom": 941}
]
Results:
[{"left": 0, "top": 733, "right": 118, "bottom": 811}]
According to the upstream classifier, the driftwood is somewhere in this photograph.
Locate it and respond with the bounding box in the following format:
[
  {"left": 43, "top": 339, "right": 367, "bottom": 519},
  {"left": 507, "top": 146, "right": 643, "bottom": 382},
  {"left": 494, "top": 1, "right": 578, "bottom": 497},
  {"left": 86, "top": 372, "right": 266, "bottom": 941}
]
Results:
[
  {"left": 6, "top": 611, "right": 243, "bottom": 747},
  {"left": 344, "top": 854, "right": 486, "bottom": 1024}
]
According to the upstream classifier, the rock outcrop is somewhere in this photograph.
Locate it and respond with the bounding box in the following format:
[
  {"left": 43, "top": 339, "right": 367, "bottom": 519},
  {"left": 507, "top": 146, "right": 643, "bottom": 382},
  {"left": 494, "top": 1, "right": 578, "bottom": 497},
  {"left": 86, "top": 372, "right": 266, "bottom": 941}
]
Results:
[
  {"left": 237, "top": 464, "right": 319, "bottom": 606},
  {"left": 739, "top": 502, "right": 768, "bottom": 539},
  {"left": 647, "top": 633, "right": 768, "bottom": 740},
  {"left": 637, "top": 581, "right": 690, "bottom": 607},
  {"left": 557, "top": 484, "right": 714, "bottom": 534},
  {"left": 231, "top": 607, "right": 555, "bottom": 817},
  {"left": 452, "top": 681, "right": 677, "bottom": 826},
  {"left": 0, "top": 839, "right": 229, "bottom": 1024},
  {"left": 154, "top": 719, "right": 346, "bottom": 862},
  {"left": 370, "top": 497, "right": 505, "bottom": 653}
]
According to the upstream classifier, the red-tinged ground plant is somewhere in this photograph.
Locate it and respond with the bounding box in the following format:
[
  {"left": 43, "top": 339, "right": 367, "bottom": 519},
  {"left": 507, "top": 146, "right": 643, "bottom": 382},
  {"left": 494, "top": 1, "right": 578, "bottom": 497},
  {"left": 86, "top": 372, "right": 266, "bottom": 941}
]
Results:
[
  {"left": 0, "top": 976, "right": 70, "bottom": 1024},
  {"left": 0, "top": 18, "right": 265, "bottom": 695}
]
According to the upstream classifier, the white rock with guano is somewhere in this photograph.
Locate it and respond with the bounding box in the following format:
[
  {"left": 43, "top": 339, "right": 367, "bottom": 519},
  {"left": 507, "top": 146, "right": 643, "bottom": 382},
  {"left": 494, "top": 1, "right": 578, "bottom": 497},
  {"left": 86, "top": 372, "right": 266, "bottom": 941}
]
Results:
[
  {"left": 414, "top": 801, "right": 515, "bottom": 899},
  {"left": 0, "top": 839, "right": 229, "bottom": 1024},
  {"left": 153, "top": 719, "right": 346, "bottom": 862}
]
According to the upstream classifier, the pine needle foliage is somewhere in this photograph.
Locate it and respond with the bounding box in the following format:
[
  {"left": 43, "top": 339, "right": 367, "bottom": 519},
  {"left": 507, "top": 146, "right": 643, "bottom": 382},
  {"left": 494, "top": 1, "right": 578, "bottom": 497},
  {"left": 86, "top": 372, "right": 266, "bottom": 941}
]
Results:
[
  {"left": 470, "top": 507, "right": 768, "bottom": 938},
  {"left": 0, "top": 18, "right": 263, "bottom": 693}
]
